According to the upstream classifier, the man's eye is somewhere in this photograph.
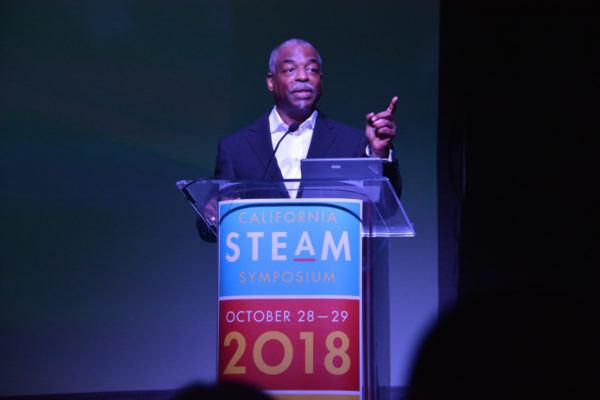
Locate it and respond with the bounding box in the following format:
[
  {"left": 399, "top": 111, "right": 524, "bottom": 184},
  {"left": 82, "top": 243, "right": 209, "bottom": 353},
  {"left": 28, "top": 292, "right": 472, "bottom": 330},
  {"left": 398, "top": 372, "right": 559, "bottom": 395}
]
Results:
[{"left": 285, "top": 67, "right": 295, "bottom": 72}]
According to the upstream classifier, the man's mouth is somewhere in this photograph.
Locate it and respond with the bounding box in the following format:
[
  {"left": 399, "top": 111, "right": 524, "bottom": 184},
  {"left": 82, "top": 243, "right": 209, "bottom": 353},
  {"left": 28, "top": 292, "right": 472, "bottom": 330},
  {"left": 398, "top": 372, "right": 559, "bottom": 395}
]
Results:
[{"left": 292, "top": 88, "right": 313, "bottom": 98}]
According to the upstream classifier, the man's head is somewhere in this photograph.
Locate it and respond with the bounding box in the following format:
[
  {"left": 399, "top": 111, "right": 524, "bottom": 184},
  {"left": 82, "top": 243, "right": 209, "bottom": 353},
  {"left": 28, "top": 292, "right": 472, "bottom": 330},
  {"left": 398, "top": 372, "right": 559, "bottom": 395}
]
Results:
[{"left": 267, "top": 38, "right": 323, "bottom": 124}]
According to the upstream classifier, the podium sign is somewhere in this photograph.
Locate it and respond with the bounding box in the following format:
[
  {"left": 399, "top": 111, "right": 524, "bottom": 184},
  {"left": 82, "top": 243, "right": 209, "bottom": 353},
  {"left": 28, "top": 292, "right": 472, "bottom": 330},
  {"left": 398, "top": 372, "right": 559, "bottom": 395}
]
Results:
[
  {"left": 218, "top": 198, "right": 363, "bottom": 400},
  {"left": 177, "top": 177, "right": 415, "bottom": 400}
]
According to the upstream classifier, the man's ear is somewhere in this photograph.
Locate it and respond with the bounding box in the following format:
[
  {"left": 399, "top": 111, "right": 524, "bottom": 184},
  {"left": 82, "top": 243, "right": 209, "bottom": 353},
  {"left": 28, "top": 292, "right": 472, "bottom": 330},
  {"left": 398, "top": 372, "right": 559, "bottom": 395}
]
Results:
[{"left": 266, "top": 72, "right": 274, "bottom": 92}]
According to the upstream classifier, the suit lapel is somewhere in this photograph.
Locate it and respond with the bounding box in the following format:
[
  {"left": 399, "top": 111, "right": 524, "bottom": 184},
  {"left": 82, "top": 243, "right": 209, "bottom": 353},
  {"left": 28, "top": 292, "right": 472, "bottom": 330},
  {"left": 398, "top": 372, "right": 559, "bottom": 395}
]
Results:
[
  {"left": 245, "top": 112, "right": 284, "bottom": 181},
  {"left": 307, "top": 112, "right": 337, "bottom": 158},
  {"left": 246, "top": 111, "right": 339, "bottom": 180}
]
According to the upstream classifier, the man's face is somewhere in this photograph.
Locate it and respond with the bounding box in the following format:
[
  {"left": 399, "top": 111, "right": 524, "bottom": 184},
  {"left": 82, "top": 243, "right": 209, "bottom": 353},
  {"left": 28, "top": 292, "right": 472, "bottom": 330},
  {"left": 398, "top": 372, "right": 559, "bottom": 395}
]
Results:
[{"left": 267, "top": 43, "right": 323, "bottom": 119}]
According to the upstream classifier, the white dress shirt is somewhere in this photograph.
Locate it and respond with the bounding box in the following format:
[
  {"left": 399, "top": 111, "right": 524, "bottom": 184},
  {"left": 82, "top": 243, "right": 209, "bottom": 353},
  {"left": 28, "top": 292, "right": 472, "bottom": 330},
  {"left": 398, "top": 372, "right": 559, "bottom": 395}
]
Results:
[{"left": 268, "top": 107, "right": 318, "bottom": 198}]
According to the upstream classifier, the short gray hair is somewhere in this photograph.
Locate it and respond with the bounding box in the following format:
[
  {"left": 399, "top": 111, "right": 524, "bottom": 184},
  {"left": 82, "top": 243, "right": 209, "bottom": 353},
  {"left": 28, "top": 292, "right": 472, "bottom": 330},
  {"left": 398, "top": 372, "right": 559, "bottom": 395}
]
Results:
[{"left": 268, "top": 38, "right": 322, "bottom": 74}]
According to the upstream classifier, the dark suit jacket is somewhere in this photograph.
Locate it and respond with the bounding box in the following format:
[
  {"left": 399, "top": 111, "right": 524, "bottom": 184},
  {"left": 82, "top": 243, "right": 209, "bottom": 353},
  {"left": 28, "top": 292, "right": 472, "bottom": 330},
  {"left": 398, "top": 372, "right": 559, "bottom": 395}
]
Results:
[
  {"left": 214, "top": 111, "right": 402, "bottom": 197},
  {"left": 197, "top": 111, "right": 402, "bottom": 242}
]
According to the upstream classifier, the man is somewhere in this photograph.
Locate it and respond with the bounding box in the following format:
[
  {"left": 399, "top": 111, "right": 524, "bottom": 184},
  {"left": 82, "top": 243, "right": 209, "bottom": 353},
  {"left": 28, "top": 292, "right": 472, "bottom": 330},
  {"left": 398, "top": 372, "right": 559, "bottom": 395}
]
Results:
[
  {"left": 197, "top": 38, "right": 401, "bottom": 241},
  {"left": 214, "top": 38, "right": 401, "bottom": 197}
]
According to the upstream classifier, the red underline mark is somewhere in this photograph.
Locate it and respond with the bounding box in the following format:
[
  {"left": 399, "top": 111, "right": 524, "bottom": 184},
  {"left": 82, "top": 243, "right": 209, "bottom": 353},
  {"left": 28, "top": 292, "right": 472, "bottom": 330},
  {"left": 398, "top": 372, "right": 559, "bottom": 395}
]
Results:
[{"left": 294, "top": 258, "right": 316, "bottom": 262}]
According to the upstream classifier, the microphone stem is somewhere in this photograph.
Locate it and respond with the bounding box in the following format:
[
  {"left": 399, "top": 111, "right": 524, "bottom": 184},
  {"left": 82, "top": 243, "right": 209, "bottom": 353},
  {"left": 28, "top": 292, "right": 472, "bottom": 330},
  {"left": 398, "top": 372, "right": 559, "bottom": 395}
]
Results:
[
  {"left": 262, "top": 131, "right": 291, "bottom": 180},
  {"left": 262, "top": 123, "right": 299, "bottom": 180}
]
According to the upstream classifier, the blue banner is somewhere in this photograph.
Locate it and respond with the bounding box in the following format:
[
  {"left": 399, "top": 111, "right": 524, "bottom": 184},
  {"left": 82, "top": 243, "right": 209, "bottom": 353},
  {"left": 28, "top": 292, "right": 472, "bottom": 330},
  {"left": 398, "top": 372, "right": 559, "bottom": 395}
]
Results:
[{"left": 218, "top": 199, "right": 362, "bottom": 297}]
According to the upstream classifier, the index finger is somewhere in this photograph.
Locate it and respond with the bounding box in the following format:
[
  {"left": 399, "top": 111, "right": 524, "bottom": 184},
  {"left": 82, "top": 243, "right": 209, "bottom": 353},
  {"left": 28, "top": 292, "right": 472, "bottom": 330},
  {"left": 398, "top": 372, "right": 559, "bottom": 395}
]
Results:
[{"left": 387, "top": 96, "right": 399, "bottom": 114}]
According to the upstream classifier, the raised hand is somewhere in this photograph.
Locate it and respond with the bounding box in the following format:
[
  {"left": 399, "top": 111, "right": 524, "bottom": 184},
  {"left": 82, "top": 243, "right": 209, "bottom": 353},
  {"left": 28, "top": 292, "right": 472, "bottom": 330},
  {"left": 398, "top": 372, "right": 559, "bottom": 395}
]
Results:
[{"left": 365, "top": 96, "right": 398, "bottom": 158}]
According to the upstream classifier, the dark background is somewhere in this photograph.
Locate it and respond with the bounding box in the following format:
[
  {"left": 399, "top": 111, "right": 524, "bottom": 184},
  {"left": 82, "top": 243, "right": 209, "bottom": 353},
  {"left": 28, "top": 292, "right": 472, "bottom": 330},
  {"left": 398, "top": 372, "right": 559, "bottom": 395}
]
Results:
[
  {"left": 1, "top": 0, "right": 439, "bottom": 396},
  {"left": 4, "top": 0, "right": 595, "bottom": 397},
  {"left": 438, "top": 2, "right": 598, "bottom": 305}
]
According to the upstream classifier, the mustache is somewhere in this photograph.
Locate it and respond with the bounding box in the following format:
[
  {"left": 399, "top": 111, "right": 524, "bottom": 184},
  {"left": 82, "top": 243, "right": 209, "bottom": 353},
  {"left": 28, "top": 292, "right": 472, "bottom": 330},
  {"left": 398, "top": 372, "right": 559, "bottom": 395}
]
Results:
[{"left": 291, "top": 83, "right": 314, "bottom": 92}]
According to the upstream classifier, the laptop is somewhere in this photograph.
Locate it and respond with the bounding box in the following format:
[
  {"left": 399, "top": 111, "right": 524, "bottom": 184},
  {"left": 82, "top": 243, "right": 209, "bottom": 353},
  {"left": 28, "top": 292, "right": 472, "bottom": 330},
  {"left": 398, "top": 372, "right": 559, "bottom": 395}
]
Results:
[
  {"left": 300, "top": 158, "right": 383, "bottom": 201},
  {"left": 300, "top": 158, "right": 383, "bottom": 179}
]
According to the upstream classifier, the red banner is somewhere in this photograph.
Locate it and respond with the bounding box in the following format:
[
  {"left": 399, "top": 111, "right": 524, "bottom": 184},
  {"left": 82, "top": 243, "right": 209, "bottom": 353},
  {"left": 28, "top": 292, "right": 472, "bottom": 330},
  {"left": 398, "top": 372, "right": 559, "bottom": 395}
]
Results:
[{"left": 218, "top": 298, "right": 360, "bottom": 391}]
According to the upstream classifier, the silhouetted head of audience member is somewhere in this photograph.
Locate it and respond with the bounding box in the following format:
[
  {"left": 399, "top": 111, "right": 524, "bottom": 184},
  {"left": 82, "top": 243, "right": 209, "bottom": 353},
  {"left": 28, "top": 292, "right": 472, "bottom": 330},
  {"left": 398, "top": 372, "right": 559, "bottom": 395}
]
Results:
[
  {"left": 171, "top": 381, "right": 273, "bottom": 400},
  {"left": 406, "top": 288, "right": 599, "bottom": 400}
]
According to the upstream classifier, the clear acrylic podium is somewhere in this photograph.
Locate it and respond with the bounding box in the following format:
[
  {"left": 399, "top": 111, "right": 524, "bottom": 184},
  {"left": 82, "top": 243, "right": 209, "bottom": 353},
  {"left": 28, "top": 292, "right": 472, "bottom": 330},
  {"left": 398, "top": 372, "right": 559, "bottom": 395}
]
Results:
[{"left": 178, "top": 177, "right": 414, "bottom": 400}]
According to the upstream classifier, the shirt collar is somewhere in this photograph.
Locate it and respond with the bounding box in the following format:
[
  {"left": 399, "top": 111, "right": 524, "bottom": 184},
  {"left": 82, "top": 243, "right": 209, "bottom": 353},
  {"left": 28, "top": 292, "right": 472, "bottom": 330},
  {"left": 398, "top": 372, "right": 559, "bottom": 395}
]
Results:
[{"left": 269, "top": 106, "right": 318, "bottom": 135}]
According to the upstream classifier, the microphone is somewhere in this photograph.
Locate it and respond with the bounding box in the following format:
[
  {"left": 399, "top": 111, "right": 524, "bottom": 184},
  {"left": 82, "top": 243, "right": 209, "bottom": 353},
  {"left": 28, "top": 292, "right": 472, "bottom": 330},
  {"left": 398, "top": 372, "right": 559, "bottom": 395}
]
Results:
[{"left": 261, "top": 122, "right": 300, "bottom": 179}]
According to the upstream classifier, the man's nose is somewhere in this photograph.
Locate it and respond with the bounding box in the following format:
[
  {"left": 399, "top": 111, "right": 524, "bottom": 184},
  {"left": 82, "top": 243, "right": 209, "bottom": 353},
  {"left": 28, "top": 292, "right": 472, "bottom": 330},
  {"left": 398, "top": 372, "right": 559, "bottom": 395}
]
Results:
[{"left": 295, "top": 68, "right": 308, "bottom": 81}]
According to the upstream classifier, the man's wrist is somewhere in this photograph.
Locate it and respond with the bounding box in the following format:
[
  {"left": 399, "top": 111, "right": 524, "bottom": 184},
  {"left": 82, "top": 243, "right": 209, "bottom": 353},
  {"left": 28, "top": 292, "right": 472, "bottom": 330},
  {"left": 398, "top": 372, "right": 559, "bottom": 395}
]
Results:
[{"left": 366, "top": 145, "right": 393, "bottom": 161}]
